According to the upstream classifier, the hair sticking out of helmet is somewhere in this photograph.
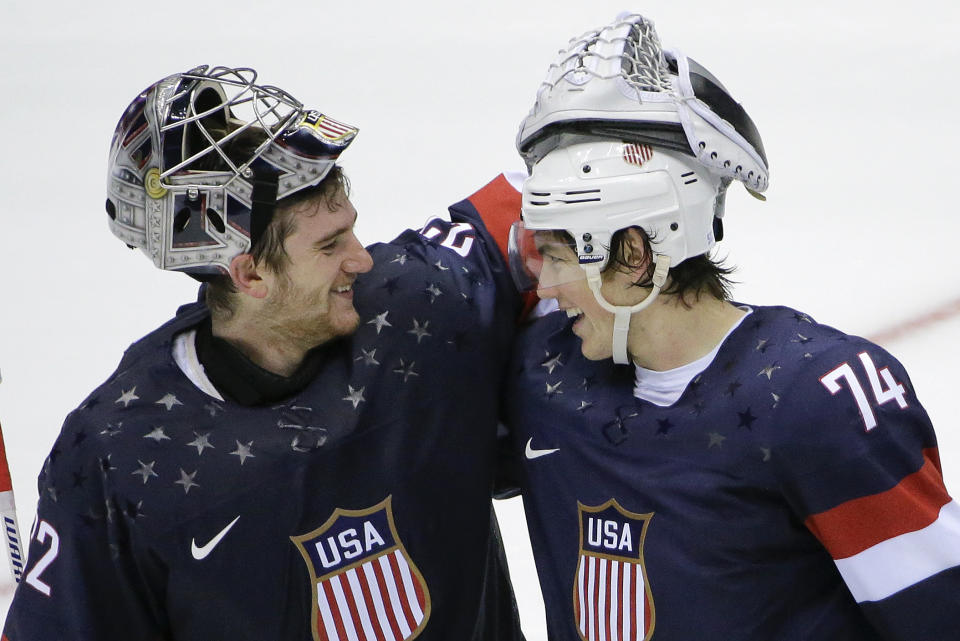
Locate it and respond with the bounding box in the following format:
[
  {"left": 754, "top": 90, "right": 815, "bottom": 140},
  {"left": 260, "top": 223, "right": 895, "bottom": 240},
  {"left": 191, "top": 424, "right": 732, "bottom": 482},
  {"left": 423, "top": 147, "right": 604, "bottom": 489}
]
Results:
[{"left": 105, "top": 65, "right": 358, "bottom": 277}]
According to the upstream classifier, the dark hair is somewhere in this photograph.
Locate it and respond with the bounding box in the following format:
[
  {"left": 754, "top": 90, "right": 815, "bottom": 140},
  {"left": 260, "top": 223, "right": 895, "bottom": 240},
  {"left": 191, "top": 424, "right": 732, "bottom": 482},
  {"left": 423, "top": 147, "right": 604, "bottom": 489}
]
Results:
[
  {"left": 204, "top": 166, "right": 351, "bottom": 319},
  {"left": 607, "top": 226, "right": 735, "bottom": 305}
]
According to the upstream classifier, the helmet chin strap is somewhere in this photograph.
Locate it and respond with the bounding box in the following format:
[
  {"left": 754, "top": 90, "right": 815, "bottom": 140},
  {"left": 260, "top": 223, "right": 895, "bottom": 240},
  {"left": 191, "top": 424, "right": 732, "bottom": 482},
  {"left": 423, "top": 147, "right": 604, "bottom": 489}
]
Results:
[{"left": 585, "top": 255, "right": 671, "bottom": 365}]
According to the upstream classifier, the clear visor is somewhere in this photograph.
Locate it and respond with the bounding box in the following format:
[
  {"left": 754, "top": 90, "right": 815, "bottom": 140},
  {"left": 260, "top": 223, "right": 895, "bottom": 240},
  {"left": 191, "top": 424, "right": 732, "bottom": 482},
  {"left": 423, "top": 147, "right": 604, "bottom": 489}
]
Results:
[{"left": 507, "top": 221, "right": 589, "bottom": 293}]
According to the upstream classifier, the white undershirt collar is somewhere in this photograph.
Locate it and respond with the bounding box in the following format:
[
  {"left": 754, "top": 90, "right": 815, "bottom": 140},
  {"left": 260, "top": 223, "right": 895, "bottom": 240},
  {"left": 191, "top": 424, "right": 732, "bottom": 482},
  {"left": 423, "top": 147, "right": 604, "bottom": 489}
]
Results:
[{"left": 633, "top": 307, "right": 752, "bottom": 406}]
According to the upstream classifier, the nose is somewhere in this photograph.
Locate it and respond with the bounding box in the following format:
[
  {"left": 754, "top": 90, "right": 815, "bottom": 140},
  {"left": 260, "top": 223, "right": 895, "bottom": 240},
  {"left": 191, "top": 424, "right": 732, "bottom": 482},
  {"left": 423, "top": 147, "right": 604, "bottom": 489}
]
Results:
[{"left": 343, "top": 234, "right": 373, "bottom": 274}]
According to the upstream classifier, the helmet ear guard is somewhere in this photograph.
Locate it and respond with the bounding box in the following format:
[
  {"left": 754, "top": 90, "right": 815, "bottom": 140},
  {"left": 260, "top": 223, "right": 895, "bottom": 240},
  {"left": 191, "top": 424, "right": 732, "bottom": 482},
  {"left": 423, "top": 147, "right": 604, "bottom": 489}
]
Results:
[{"left": 106, "top": 65, "right": 358, "bottom": 277}]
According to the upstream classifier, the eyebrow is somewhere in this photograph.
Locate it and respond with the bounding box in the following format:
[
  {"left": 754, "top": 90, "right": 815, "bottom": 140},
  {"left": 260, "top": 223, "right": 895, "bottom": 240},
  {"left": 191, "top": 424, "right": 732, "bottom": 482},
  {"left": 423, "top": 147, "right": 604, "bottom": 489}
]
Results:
[{"left": 311, "top": 212, "right": 358, "bottom": 247}]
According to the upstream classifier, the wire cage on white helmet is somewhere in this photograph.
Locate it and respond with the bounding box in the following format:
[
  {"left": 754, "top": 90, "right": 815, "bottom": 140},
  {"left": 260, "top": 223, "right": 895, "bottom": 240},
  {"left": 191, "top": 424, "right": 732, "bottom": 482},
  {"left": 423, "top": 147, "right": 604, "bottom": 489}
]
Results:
[
  {"left": 106, "top": 65, "right": 358, "bottom": 277},
  {"left": 516, "top": 13, "right": 768, "bottom": 198}
]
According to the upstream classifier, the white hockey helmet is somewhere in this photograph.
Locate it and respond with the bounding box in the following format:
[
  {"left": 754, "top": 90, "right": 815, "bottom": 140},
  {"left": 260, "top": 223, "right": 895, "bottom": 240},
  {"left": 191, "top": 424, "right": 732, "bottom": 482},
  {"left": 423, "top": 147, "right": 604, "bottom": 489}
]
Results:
[
  {"left": 105, "top": 65, "right": 358, "bottom": 277},
  {"left": 509, "top": 140, "right": 723, "bottom": 291},
  {"left": 510, "top": 14, "right": 769, "bottom": 364}
]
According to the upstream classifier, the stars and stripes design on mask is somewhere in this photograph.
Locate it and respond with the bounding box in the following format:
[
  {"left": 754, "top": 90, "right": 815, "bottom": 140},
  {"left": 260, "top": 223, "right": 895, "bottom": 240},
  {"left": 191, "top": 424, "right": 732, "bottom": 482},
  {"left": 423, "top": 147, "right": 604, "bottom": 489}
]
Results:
[
  {"left": 291, "top": 497, "right": 431, "bottom": 641},
  {"left": 575, "top": 500, "right": 654, "bottom": 641}
]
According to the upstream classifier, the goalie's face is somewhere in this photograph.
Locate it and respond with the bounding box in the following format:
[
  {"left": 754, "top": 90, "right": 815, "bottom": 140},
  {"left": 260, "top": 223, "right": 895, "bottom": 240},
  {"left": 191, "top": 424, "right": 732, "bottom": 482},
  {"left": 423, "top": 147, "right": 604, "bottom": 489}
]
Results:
[{"left": 259, "top": 191, "right": 373, "bottom": 347}]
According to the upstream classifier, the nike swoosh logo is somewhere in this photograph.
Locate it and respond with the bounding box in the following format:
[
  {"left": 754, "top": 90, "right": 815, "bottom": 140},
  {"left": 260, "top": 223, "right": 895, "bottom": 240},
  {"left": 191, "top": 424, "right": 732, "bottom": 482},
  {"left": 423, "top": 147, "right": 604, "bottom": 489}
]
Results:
[
  {"left": 191, "top": 515, "right": 241, "bottom": 560},
  {"left": 525, "top": 437, "right": 559, "bottom": 460}
]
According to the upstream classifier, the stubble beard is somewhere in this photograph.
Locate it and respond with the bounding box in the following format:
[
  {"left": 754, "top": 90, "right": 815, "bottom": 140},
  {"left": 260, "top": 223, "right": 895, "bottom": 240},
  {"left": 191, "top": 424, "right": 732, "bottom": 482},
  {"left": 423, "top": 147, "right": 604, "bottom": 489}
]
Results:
[{"left": 264, "top": 274, "right": 360, "bottom": 350}]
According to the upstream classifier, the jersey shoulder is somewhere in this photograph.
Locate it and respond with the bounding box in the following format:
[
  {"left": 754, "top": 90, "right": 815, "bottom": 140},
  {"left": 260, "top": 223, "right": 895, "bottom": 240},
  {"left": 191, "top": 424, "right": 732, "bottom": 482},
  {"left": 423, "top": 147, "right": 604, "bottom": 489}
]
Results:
[
  {"left": 739, "top": 305, "right": 924, "bottom": 432},
  {"left": 357, "top": 175, "right": 524, "bottom": 327},
  {"left": 40, "top": 301, "right": 213, "bottom": 517}
]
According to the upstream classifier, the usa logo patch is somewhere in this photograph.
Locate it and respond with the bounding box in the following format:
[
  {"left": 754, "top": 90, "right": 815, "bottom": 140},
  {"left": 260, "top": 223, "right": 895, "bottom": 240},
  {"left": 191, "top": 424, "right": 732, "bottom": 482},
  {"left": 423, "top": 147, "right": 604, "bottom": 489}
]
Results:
[
  {"left": 292, "top": 497, "right": 431, "bottom": 641},
  {"left": 574, "top": 500, "right": 655, "bottom": 641},
  {"left": 621, "top": 143, "right": 653, "bottom": 167},
  {"left": 300, "top": 111, "right": 358, "bottom": 143}
]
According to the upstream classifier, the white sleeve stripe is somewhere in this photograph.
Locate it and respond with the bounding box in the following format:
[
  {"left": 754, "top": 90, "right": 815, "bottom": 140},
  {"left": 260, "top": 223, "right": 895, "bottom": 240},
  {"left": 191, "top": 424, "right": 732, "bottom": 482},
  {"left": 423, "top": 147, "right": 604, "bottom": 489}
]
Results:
[{"left": 835, "top": 499, "right": 960, "bottom": 602}]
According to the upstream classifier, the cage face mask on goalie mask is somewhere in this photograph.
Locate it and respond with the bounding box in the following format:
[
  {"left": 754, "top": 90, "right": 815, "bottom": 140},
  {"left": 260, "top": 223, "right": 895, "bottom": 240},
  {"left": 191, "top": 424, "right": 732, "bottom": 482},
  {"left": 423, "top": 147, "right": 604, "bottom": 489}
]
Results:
[
  {"left": 105, "top": 65, "right": 358, "bottom": 277},
  {"left": 516, "top": 13, "right": 768, "bottom": 197}
]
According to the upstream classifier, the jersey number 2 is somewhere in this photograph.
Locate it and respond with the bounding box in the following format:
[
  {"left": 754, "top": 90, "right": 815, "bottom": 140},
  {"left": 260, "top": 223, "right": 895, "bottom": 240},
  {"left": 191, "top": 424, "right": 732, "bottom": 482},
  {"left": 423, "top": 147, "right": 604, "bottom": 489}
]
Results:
[
  {"left": 24, "top": 520, "right": 59, "bottom": 597},
  {"left": 820, "top": 352, "right": 908, "bottom": 431}
]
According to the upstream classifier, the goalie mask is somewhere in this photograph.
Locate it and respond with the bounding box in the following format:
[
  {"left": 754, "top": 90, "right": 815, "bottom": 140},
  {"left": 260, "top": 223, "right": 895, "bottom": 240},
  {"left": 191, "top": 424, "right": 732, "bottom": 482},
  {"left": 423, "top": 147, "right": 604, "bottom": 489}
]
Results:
[
  {"left": 105, "top": 65, "right": 358, "bottom": 277},
  {"left": 511, "top": 14, "right": 769, "bottom": 365},
  {"left": 516, "top": 13, "right": 768, "bottom": 196}
]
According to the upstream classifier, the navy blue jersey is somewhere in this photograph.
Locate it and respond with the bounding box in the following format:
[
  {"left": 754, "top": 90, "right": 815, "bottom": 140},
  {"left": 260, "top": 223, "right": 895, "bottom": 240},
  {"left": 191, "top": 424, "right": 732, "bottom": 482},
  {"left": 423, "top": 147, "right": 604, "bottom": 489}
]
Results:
[
  {"left": 506, "top": 306, "right": 960, "bottom": 641},
  {"left": 3, "top": 179, "right": 526, "bottom": 641}
]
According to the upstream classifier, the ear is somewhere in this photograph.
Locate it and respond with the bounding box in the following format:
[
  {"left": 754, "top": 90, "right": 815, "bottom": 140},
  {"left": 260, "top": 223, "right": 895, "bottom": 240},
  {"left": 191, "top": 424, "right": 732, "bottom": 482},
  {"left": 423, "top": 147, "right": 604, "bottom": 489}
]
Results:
[{"left": 228, "top": 253, "right": 269, "bottom": 299}]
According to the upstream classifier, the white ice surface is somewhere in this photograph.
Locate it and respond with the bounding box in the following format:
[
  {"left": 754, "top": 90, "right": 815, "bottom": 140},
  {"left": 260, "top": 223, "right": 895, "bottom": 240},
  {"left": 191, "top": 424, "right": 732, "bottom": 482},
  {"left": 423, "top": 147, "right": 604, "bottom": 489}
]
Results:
[{"left": 1, "top": 2, "right": 959, "bottom": 638}]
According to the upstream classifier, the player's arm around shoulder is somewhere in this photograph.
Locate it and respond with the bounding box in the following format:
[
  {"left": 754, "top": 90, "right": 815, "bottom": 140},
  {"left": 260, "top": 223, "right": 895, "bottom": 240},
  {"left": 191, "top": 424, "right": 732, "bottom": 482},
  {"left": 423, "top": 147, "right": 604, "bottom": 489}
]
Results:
[
  {"left": 3, "top": 408, "right": 166, "bottom": 640},
  {"left": 767, "top": 333, "right": 960, "bottom": 638},
  {"left": 362, "top": 174, "right": 528, "bottom": 323}
]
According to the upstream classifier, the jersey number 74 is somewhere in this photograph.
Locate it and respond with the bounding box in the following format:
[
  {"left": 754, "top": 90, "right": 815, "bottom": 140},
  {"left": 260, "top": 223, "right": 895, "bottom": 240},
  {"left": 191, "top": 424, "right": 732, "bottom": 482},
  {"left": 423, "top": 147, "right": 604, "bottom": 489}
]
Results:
[{"left": 820, "top": 351, "right": 909, "bottom": 432}]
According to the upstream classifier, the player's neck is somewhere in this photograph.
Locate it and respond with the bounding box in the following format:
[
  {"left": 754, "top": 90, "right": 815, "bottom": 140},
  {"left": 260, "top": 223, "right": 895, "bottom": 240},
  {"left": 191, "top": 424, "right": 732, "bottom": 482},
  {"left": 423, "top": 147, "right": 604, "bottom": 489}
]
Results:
[
  {"left": 627, "top": 294, "right": 745, "bottom": 371},
  {"left": 210, "top": 311, "right": 315, "bottom": 377}
]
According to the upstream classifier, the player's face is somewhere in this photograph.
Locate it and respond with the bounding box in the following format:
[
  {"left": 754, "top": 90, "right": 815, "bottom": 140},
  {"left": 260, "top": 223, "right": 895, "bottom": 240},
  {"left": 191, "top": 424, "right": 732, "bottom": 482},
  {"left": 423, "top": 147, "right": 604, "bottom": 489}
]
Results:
[
  {"left": 535, "top": 239, "right": 625, "bottom": 361},
  {"left": 263, "top": 192, "right": 373, "bottom": 347}
]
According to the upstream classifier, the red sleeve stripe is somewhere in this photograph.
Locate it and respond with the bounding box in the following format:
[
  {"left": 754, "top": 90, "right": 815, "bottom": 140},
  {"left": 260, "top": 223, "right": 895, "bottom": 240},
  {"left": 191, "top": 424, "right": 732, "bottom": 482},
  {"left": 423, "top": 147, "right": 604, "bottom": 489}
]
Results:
[
  {"left": 466, "top": 174, "right": 521, "bottom": 265},
  {"left": 835, "top": 499, "right": 960, "bottom": 603},
  {"left": 804, "top": 449, "right": 950, "bottom": 559},
  {"left": 0, "top": 424, "right": 13, "bottom": 493},
  {"left": 465, "top": 174, "right": 539, "bottom": 320}
]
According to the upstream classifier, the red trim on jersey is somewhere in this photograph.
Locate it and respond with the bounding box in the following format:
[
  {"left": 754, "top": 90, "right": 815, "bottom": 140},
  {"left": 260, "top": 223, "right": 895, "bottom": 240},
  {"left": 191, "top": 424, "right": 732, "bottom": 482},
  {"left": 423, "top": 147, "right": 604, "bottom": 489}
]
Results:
[
  {"left": 805, "top": 448, "right": 950, "bottom": 559},
  {"left": 0, "top": 422, "right": 13, "bottom": 493},
  {"left": 465, "top": 174, "right": 538, "bottom": 320},
  {"left": 466, "top": 174, "right": 520, "bottom": 263}
]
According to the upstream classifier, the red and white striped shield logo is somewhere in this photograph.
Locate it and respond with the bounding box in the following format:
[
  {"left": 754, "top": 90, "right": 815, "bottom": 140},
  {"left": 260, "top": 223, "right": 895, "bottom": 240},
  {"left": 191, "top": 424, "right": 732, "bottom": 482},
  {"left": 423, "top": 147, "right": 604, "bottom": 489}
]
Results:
[
  {"left": 292, "top": 497, "right": 431, "bottom": 641},
  {"left": 301, "top": 110, "right": 359, "bottom": 143},
  {"left": 574, "top": 500, "right": 655, "bottom": 641},
  {"left": 621, "top": 143, "right": 653, "bottom": 167}
]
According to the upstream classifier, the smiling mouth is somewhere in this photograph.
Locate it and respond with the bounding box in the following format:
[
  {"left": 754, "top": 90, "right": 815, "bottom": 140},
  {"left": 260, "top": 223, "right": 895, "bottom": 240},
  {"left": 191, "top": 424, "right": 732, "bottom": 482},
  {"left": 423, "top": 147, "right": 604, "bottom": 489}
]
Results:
[
  {"left": 333, "top": 284, "right": 353, "bottom": 294},
  {"left": 565, "top": 307, "right": 583, "bottom": 319}
]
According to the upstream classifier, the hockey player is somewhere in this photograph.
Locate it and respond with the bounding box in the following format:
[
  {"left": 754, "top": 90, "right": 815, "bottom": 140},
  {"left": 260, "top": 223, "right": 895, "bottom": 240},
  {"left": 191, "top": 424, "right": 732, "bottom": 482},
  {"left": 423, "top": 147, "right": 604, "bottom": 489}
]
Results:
[
  {"left": 501, "top": 14, "right": 960, "bottom": 640},
  {"left": 3, "top": 66, "right": 526, "bottom": 640}
]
